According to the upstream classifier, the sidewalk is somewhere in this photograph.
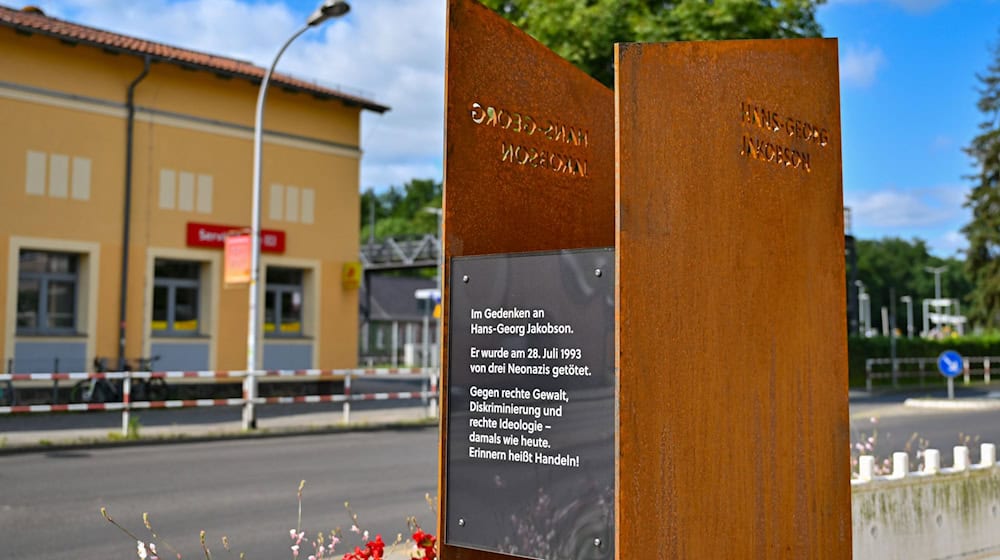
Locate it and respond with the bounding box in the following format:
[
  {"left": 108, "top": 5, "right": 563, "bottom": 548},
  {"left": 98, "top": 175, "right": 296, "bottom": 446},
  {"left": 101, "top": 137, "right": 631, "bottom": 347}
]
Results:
[{"left": 0, "top": 402, "right": 437, "bottom": 452}]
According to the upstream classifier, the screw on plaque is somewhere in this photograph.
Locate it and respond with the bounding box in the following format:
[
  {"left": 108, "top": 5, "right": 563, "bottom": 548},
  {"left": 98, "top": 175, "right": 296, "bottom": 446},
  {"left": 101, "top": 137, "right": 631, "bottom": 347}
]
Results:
[
  {"left": 594, "top": 269, "right": 602, "bottom": 277},
  {"left": 462, "top": 275, "right": 469, "bottom": 283},
  {"left": 593, "top": 538, "right": 602, "bottom": 548},
  {"left": 458, "top": 518, "right": 466, "bottom": 527}
]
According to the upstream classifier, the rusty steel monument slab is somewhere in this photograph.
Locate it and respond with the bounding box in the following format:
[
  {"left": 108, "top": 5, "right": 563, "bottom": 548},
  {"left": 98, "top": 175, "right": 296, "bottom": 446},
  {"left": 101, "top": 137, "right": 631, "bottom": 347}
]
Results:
[
  {"left": 615, "top": 39, "right": 850, "bottom": 559},
  {"left": 439, "top": 1, "right": 851, "bottom": 558}
]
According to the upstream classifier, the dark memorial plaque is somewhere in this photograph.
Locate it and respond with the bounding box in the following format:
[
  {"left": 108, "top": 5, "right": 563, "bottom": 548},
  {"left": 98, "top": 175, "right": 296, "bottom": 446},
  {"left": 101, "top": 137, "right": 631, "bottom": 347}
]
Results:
[
  {"left": 440, "top": 1, "right": 615, "bottom": 558},
  {"left": 445, "top": 249, "right": 615, "bottom": 560}
]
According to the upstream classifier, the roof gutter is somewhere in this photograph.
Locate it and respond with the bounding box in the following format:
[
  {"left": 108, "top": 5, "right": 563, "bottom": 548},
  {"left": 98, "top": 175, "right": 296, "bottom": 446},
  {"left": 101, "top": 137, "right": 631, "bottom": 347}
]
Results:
[{"left": 118, "top": 54, "right": 151, "bottom": 370}]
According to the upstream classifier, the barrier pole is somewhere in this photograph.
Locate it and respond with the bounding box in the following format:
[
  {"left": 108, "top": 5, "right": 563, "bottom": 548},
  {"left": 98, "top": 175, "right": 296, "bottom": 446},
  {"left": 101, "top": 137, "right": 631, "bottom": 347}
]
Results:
[
  {"left": 122, "top": 374, "right": 132, "bottom": 437},
  {"left": 986, "top": 358, "right": 991, "bottom": 384},
  {"left": 342, "top": 371, "right": 351, "bottom": 424},
  {"left": 429, "top": 370, "right": 439, "bottom": 418},
  {"left": 964, "top": 358, "right": 971, "bottom": 385},
  {"left": 242, "top": 371, "right": 258, "bottom": 430},
  {"left": 421, "top": 367, "right": 429, "bottom": 408}
]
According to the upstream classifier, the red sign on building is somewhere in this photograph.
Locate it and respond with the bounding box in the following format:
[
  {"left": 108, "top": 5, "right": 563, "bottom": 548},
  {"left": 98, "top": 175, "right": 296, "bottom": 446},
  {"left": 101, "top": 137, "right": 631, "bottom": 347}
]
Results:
[{"left": 186, "top": 222, "right": 286, "bottom": 253}]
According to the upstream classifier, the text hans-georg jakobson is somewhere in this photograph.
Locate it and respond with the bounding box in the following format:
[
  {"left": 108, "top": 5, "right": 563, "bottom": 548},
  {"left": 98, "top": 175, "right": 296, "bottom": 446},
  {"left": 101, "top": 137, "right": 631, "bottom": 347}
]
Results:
[{"left": 463, "top": 305, "right": 593, "bottom": 469}]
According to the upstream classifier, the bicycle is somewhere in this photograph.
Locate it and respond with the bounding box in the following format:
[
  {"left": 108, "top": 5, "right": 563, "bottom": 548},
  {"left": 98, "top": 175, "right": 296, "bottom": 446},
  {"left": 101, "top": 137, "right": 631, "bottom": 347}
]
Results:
[
  {"left": 0, "top": 378, "right": 14, "bottom": 407},
  {"left": 70, "top": 357, "right": 168, "bottom": 403}
]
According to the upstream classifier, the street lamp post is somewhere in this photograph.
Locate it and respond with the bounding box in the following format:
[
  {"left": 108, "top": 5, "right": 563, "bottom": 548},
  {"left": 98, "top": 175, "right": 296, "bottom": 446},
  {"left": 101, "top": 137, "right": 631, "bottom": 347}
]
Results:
[
  {"left": 925, "top": 265, "right": 947, "bottom": 300},
  {"left": 244, "top": 0, "right": 350, "bottom": 430},
  {"left": 900, "top": 295, "right": 913, "bottom": 338},
  {"left": 854, "top": 280, "right": 866, "bottom": 336},
  {"left": 924, "top": 265, "right": 948, "bottom": 338},
  {"left": 424, "top": 206, "right": 443, "bottom": 366}
]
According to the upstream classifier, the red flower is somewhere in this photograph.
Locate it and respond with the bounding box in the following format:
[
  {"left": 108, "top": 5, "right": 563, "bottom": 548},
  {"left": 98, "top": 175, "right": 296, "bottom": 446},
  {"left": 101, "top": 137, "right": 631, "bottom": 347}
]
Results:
[
  {"left": 341, "top": 535, "right": 385, "bottom": 560},
  {"left": 342, "top": 545, "right": 367, "bottom": 560},
  {"left": 411, "top": 530, "right": 437, "bottom": 559},
  {"left": 366, "top": 535, "right": 385, "bottom": 559}
]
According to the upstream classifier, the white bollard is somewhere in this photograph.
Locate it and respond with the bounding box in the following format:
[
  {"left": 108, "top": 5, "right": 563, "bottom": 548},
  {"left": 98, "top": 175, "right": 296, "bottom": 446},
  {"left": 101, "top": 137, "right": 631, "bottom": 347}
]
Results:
[
  {"left": 922, "top": 448, "right": 940, "bottom": 474},
  {"left": 892, "top": 452, "right": 909, "bottom": 478},
  {"left": 858, "top": 455, "right": 875, "bottom": 481},
  {"left": 981, "top": 443, "right": 997, "bottom": 467},
  {"left": 953, "top": 446, "right": 970, "bottom": 471}
]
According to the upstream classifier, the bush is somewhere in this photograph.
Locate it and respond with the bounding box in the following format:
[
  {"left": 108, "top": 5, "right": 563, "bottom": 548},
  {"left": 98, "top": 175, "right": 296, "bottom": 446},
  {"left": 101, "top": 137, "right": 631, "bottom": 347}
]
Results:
[{"left": 848, "top": 333, "right": 1000, "bottom": 387}]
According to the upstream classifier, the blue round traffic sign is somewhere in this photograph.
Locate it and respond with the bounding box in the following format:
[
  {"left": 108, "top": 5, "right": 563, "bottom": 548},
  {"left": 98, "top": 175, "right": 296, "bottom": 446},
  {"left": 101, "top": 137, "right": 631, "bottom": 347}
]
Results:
[{"left": 937, "top": 350, "right": 964, "bottom": 378}]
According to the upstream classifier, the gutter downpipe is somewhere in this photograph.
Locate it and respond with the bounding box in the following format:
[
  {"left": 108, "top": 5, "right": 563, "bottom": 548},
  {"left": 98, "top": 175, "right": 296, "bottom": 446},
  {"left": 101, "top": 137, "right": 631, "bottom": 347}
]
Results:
[{"left": 118, "top": 55, "right": 151, "bottom": 371}]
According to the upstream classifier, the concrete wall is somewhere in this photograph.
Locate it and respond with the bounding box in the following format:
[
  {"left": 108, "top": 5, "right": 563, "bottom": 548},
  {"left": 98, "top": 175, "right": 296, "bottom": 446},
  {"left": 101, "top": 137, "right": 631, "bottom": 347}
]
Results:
[{"left": 852, "top": 443, "right": 1000, "bottom": 559}]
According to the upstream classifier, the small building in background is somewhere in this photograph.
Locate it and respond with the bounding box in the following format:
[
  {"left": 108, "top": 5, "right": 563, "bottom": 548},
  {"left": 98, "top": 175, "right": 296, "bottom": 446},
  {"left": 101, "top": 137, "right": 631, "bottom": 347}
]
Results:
[
  {"left": 359, "top": 275, "right": 439, "bottom": 367},
  {"left": 0, "top": 6, "right": 388, "bottom": 373}
]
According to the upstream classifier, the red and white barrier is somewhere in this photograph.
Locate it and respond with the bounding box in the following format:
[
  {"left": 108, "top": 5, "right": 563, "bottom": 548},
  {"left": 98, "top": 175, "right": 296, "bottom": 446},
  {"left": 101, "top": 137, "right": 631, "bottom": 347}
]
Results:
[{"left": 0, "top": 368, "right": 439, "bottom": 434}]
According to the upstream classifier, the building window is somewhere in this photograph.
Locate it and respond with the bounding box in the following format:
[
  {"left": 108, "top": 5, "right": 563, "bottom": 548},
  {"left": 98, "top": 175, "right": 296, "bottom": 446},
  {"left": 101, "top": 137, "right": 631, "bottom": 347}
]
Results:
[
  {"left": 265, "top": 267, "right": 303, "bottom": 337},
  {"left": 16, "top": 250, "right": 79, "bottom": 335},
  {"left": 152, "top": 259, "right": 200, "bottom": 335}
]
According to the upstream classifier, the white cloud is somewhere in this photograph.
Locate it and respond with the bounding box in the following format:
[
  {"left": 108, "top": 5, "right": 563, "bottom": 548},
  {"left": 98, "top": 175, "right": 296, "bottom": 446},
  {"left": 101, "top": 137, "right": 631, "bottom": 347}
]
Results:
[
  {"left": 847, "top": 184, "right": 965, "bottom": 229},
  {"left": 840, "top": 43, "right": 886, "bottom": 88},
  {"left": 886, "top": 0, "right": 950, "bottom": 13},
  {"left": 931, "top": 134, "right": 955, "bottom": 153},
  {"left": 827, "top": 0, "right": 950, "bottom": 14},
  {"left": 847, "top": 189, "right": 937, "bottom": 228},
  {"left": 934, "top": 230, "right": 968, "bottom": 257},
  {"left": 39, "top": 0, "right": 447, "bottom": 192},
  {"left": 845, "top": 184, "right": 971, "bottom": 255}
]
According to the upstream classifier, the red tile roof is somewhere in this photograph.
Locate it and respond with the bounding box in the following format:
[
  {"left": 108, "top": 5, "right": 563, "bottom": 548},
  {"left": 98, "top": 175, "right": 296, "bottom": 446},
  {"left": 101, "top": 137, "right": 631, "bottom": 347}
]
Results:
[{"left": 0, "top": 4, "right": 389, "bottom": 113}]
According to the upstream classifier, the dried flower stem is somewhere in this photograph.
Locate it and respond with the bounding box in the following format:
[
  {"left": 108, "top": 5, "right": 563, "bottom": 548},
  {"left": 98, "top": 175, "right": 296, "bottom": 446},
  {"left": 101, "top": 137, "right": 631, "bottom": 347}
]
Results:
[
  {"left": 200, "top": 530, "right": 212, "bottom": 560},
  {"left": 144, "top": 511, "right": 183, "bottom": 560},
  {"left": 101, "top": 507, "right": 143, "bottom": 543},
  {"left": 297, "top": 480, "right": 306, "bottom": 534}
]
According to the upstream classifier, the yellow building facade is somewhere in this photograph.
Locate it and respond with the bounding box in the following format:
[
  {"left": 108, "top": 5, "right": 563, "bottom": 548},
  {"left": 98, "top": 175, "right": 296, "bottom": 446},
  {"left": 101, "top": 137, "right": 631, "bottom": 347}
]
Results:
[{"left": 0, "top": 6, "right": 387, "bottom": 373}]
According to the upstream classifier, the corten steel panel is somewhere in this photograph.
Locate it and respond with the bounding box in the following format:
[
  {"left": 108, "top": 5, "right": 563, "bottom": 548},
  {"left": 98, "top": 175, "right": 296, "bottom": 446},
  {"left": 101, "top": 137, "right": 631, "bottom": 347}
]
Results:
[
  {"left": 441, "top": 0, "right": 614, "bottom": 558},
  {"left": 615, "top": 40, "right": 851, "bottom": 559}
]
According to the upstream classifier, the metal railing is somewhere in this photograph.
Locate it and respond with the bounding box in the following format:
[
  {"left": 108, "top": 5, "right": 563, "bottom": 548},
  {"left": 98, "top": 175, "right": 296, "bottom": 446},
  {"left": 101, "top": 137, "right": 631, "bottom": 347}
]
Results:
[
  {"left": 360, "top": 233, "right": 439, "bottom": 270},
  {"left": 864, "top": 356, "right": 996, "bottom": 392},
  {"left": 0, "top": 367, "right": 439, "bottom": 436}
]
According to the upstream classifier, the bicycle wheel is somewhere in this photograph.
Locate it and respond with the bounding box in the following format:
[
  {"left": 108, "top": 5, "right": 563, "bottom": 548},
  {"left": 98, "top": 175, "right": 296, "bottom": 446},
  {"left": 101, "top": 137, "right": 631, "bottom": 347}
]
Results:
[
  {"left": 145, "top": 378, "right": 168, "bottom": 402},
  {"left": 91, "top": 380, "right": 118, "bottom": 403},
  {"left": 70, "top": 380, "right": 91, "bottom": 403},
  {"left": 0, "top": 381, "right": 13, "bottom": 406}
]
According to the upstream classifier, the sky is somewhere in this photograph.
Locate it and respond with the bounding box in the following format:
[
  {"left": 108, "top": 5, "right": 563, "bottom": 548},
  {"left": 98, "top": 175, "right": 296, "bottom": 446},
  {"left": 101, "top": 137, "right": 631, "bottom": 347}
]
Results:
[{"left": 30, "top": 0, "right": 1000, "bottom": 257}]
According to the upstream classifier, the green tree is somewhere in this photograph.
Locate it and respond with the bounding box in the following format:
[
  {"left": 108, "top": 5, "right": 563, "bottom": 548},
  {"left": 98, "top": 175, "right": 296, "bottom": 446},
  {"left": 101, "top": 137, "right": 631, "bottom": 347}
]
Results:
[
  {"left": 963, "top": 36, "right": 1000, "bottom": 328},
  {"left": 360, "top": 178, "right": 442, "bottom": 242},
  {"left": 480, "top": 0, "right": 826, "bottom": 87},
  {"left": 853, "top": 237, "right": 971, "bottom": 335}
]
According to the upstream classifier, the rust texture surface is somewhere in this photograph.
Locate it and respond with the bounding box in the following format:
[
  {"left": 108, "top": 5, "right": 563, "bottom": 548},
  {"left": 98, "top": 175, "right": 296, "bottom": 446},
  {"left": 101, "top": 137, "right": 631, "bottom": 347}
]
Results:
[
  {"left": 615, "top": 39, "right": 851, "bottom": 559},
  {"left": 440, "top": 0, "right": 614, "bottom": 558}
]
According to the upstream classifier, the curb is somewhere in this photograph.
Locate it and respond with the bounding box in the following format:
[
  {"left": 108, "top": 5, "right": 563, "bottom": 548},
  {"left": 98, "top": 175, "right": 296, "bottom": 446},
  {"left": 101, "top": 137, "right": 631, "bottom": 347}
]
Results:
[
  {"left": 903, "top": 397, "right": 1000, "bottom": 411},
  {"left": 0, "top": 417, "right": 438, "bottom": 456}
]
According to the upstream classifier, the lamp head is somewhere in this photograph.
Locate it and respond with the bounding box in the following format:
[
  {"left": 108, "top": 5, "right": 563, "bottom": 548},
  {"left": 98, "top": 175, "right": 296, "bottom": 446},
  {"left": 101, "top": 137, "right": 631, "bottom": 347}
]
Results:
[{"left": 307, "top": 0, "right": 350, "bottom": 26}]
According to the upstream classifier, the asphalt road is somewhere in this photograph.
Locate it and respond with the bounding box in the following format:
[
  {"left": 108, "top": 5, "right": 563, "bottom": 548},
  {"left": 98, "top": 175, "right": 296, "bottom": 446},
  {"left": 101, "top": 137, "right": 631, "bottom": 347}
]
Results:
[
  {"left": 849, "top": 389, "right": 1000, "bottom": 466},
  {"left": 0, "top": 428, "right": 439, "bottom": 560},
  {"left": 2, "top": 389, "right": 1000, "bottom": 559}
]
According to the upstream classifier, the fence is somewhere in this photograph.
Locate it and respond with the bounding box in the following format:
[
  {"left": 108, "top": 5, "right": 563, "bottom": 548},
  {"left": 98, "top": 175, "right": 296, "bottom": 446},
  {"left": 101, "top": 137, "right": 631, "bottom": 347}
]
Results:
[
  {"left": 865, "top": 356, "right": 997, "bottom": 391},
  {"left": 852, "top": 443, "right": 1000, "bottom": 559},
  {"left": 0, "top": 367, "right": 439, "bottom": 435}
]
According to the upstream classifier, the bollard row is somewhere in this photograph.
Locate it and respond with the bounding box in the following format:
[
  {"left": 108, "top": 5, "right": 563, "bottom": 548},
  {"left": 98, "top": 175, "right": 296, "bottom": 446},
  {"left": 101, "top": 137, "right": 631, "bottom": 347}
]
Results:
[{"left": 853, "top": 443, "right": 998, "bottom": 484}]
